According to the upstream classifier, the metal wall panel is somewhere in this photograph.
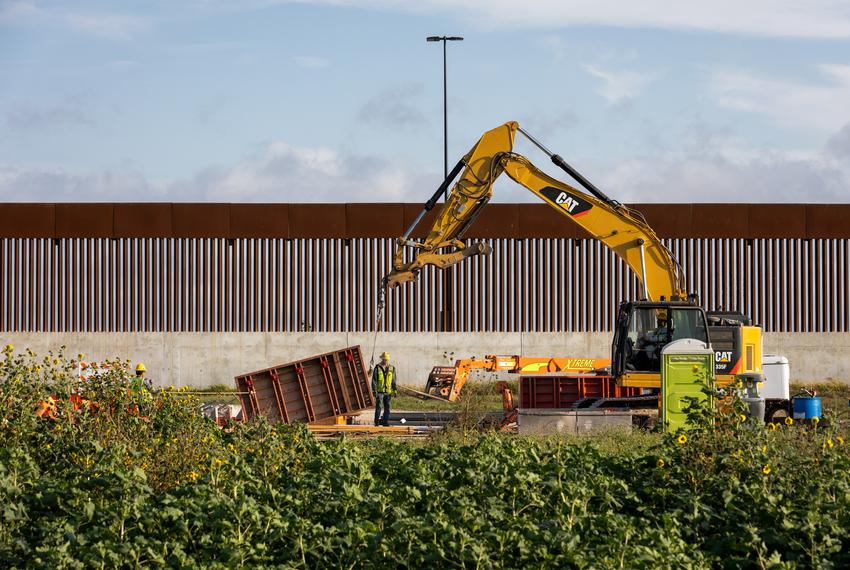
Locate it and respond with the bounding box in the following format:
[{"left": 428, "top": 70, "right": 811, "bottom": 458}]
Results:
[
  {"left": 0, "top": 204, "right": 54, "bottom": 238},
  {"left": 5, "top": 203, "right": 850, "bottom": 239},
  {"left": 0, "top": 236, "right": 847, "bottom": 333},
  {"left": 235, "top": 346, "right": 373, "bottom": 424}
]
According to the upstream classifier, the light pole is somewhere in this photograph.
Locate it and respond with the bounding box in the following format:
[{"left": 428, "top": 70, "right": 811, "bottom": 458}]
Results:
[
  {"left": 427, "top": 35, "right": 463, "bottom": 333},
  {"left": 426, "top": 35, "right": 463, "bottom": 195}
]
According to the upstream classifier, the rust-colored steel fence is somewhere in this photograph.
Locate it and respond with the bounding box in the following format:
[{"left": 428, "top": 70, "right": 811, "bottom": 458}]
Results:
[
  {"left": 1, "top": 236, "right": 847, "bottom": 333},
  {"left": 0, "top": 203, "right": 848, "bottom": 333}
]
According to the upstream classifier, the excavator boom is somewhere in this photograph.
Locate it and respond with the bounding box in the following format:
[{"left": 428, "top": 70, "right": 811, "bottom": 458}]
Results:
[{"left": 386, "top": 122, "right": 687, "bottom": 302}]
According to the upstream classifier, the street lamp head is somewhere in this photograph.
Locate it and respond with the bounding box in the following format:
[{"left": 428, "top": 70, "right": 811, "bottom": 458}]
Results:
[{"left": 426, "top": 33, "right": 463, "bottom": 197}]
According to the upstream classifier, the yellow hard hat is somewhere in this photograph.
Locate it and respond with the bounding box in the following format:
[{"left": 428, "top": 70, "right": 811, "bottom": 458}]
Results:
[
  {"left": 380, "top": 352, "right": 390, "bottom": 360},
  {"left": 136, "top": 363, "right": 146, "bottom": 372}
]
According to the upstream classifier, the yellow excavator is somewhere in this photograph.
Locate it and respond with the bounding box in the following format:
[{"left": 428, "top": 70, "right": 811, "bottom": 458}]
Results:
[{"left": 385, "top": 121, "right": 762, "bottom": 391}]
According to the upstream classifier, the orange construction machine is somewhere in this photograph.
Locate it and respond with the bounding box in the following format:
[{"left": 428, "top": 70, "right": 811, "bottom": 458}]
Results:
[{"left": 425, "top": 355, "right": 610, "bottom": 401}]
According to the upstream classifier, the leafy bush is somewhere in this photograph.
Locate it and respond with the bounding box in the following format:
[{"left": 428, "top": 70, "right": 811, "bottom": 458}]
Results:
[{"left": 2, "top": 346, "right": 849, "bottom": 568}]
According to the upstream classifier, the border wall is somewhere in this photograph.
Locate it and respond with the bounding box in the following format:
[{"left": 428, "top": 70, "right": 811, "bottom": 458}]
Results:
[{"left": 1, "top": 203, "right": 848, "bottom": 385}]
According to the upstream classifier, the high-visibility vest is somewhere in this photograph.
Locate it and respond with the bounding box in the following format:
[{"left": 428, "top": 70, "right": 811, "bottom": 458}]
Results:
[
  {"left": 375, "top": 365, "right": 394, "bottom": 394},
  {"left": 131, "top": 375, "right": 149, "bottom": 395}
]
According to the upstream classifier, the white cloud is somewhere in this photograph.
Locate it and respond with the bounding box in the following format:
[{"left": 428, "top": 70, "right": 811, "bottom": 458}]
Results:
[
  {"left": 713, "top": 64, "right": 850, "bottom": 132},
  {"left": 592, "top": 144, "right": 850, "bottom": 204},
  {"left": 826, "top": 123, "right": 850, "bottom": 158},
  {"left": 235, "top": 1, "right": 850, "bottom": 39},
  {"left": 604, "top": 155, "right": 844, "bottom": 203},
  {"left": 582, "top": 64, "right": 655, "bottom": 104},
  {"left": 0, "top": 2, "right": 148, "bottom": 40},
  {"left": 3, "top": 136, "right": 848, "bottom": 203},
  {"left": 181, "top": 141, "right": 427, "bottom": 201},
  {"left": 493, "top": 119, "right": 850, "bottom": 203},
  {"left": 64, "top": 12, "right": 147, "bottom": 40},
  {"left": 5, "top": 2, "right": 850, "bottom": 41},
  {"left": 293, "top": 55, "right": 330, "bottom": 68},
  {"left": 0, "top": 0, "right": 42, "bottom": 23},
  {"left": 482, "top": 146, "right": 850, "bottom": 203},
  {"left": 2, "top": 119, "right": 848, "bottom": 204},
  {"left": 0, "top": 142, "right": 433, "bottom": 202},
  {"left": 0, "top": 163, "right": 163, "bottom": 201}
]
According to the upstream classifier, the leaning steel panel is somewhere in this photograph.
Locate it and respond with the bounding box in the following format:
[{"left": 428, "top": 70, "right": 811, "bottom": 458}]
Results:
[{"left": 235, "top": 346, "right": 374, "bottom": 424}]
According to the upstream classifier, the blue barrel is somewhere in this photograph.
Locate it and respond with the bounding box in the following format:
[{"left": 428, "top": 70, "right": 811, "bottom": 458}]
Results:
[{"left": 792, "top": 396, "right": 821, "bottom": 420}]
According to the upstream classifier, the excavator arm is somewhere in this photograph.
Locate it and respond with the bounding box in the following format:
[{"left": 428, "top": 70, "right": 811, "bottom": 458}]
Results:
[{"left": 386, "top": 121, "right": 688, "bottom": 302}]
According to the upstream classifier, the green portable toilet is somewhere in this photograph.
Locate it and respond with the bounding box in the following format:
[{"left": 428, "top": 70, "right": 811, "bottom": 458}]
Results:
[{"left": 660, "top": 339, "right": 715, "bottom": 432}]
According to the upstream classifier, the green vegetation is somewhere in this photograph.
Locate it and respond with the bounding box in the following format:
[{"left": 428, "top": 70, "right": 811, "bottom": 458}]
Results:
[
  {"left": 392, "top": 394, "right": 458, "bottom": 411},
  {"left": 394, "top": 392, "right": 501, "bottom": 412},
  {"left": 195, "top": 384, "right": 235, "bottom": 393},
  {"left": 3, "top": 347, "right": 850, "bottom": 568},
  {"left": 395, "top": 380, "right": 517, "bottom": 412}
]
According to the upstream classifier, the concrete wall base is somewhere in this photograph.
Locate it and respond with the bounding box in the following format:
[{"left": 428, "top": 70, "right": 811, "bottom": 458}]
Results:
[
  {"left": 518, "top": 409, "right": 633, "bottom": 435},
  {"left": 1, "top": 332, "right": 848, "bottom": 388}
]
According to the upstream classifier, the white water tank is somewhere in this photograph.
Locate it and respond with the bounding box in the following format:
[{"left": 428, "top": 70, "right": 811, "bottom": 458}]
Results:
[{"left": 762, "top": 355, "right": 790, "bottom": 400}]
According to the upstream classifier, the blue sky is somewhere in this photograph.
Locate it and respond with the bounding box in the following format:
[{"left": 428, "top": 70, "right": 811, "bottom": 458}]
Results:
[{"left": 1, "top": 0, "right": 849, "bottom": 202}]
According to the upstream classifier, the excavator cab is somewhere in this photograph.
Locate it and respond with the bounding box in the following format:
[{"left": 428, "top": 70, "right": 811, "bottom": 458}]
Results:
[{"left": 613, "top": 301, "right": 710, "bottom": 387}]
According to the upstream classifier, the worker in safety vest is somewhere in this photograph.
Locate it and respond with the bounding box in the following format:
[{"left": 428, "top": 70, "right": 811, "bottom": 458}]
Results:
[
  {"left": 371, "top": 352, "right": 397, "bottom": 426},
  {"left": 131, "top": 363, "right": 154, "bottom": 395}
]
